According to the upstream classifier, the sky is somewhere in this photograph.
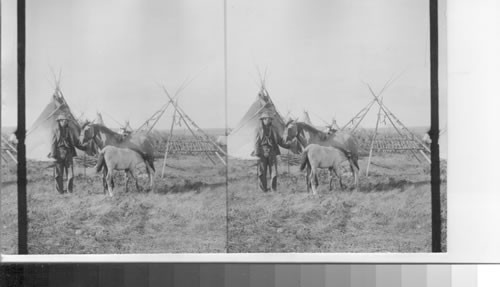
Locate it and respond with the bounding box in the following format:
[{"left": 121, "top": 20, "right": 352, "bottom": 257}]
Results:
[
  {"left": 1, "top": 0, "right": 225, "bottom": 130},
  {"left": 2, "top": 0, "right": 447, "bottom": 130},
  {"left": 227, "top": 0, "right": 448, "bottom": 129}
]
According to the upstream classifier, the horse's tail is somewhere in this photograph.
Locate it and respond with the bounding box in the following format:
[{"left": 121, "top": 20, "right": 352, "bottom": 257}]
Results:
[
  {"left": 95, "top": 150, "right": 106, "bottom": 173},
  {"left": 352, "top": 153, "right": 360, "bottom": 170},
  {"left": 147, "top": 156, "right": 156, "bottom": 172},
  {"left": 299, "top": 149, "right": 310, "bottom": 172},
  {"left": 334, "top": 144, "right": 360, "bottom": 171}
]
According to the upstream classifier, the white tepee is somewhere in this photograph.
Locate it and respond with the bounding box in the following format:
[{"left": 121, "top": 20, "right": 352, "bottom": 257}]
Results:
[
  {"left": 227, "top": 87, "right": 286, "bottom": 160},
  {"left": 26, "top": 86, "right": 82, "bottom": 161}
]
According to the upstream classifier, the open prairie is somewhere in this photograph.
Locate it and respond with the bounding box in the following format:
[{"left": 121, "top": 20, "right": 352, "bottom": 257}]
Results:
[
  {"left": 1, "top": 129, "right": 447, "bottom": 254},
  {"left": 1, "top": 132, "right": 227, "bottom": 254},
  {"left": 227, "top": 152, "right": 447, "bottom": 253}
]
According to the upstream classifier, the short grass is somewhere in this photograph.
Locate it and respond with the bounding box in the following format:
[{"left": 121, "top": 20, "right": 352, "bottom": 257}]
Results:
[
  {"left": 1, "top": 152, "right": 447, "bottom": 254},
  {"left": 227, "top": 153, "right": 447, "bottom": 252},
  {"left": 1, "top": 156, "right": 226, "bottom": 254}
]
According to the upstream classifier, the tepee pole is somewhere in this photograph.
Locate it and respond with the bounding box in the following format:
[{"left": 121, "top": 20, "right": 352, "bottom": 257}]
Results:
[
  {"left": 177, "top": 113, "right": 217, "bottom": 164},
  {"left": 162, "top": 87, "right": 227, "bottom": 164},
  {"left": 379, "top": 106, "right": 422, "bottom": 163},
  {"left": 367, "top": 85, "right": 431, "bottom": 154},
  {"left": 6, "top": 150, "right": 17, "bottom": 163},
  {"left": 214, "top": 152, "right": 226, "bottom": 166},
  {"left": 162, "top": 107, "right": 178, "bottom": 178},
  {"left": 366, "top": 98, "right": 384, "bottom": 176},
  {"left": 2, "top": 136, "right": 18, "bottom": 151},
  {"left": 365, "top": 84, "right": 429, "bottom": 163},
  {"left": 164, "top": 93, "right": 217, "bottom": 165},
  {"left": 145, "top": 103, "right": 171, "bottom": 135},
  {"left": 376, "top": 101, "right": 429, "bottom": 163},
  {"left": 343, "top": 99, "right": 376, "bottom": 132},
  {"left": 343, "top": 76, "right": 396, "bottom": 131}
]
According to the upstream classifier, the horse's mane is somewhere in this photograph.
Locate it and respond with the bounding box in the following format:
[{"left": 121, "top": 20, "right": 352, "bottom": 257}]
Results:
[
  {"left": 81, "top": 121, "right": 91, "bottom": 130},
  {"left": 93, "top": 124, "right": 122, "bottom": 137},
  {"left": 296, "top": 122, "right": 329, "bottom": 141},
  {"left": 285, "top": 119, "right": 295, "bottom": 127}
]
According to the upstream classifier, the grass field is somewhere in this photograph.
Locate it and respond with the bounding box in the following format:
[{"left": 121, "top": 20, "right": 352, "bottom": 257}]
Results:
[
  {"left": 1, "top": 129, "right": 447, "bottom": 254},
  {"left": 227, "top": 153, "right": 447, "bottom": 253},
  {"left": 1, "top": 155, "right": 226, "bottom": 254}
]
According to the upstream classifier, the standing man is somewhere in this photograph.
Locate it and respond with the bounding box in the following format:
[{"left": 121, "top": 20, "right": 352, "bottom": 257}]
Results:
[
  {"left": 252, "top": 111, "right": 292, "bottom": 192},
  {"left": 49, "top": 114, "right": 79, "bottom": 194}
]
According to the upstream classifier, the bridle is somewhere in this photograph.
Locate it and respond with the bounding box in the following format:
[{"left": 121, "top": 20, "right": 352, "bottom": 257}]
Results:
[{"left": 80, "top": 123, "right": 102, "bottom": 155}]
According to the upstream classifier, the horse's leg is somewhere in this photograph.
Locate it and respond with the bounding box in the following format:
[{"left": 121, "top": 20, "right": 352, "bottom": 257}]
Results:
[
  {"left": 147, "top": 163, "right": 154, "bottom": 192},
  {"left": 329, "top": 167, "right": 334, "bottom": 191},
  {"left": 129, "top": 169, "right": 140, "bottom": 192},
  {"left": 135, "top": 171, "right": 140, "bottom": 192},
  {"left": 308, "top": 165, "right": 313, "bottom": 192},
  {"left": 146, "top": 165, "right": 152, "bottom": 192},
  {"left": 310, "top": 167, "right": 318, "bottom": 195},
  {"left": 334, "top": 165, "right": 345, "bottom": 190},
  {"left": 305, "top": 166, "right": 310, "bottom": 193},
  {"left": 270, "top": 158, "right": 278, "bottom": 191},
  {"left": 306, "top": 167, "right": 311, "bottom": 193},
  {"left": 125, "top": 169, "right": 130, "bottom": 193},
  {"left": 315, "top": 173, "right": 320, "bottom": 195},
  {"left": 350, "top": 159, "right": 359, "bottom": 191},
  {"left": 106, "top": 169, "right": 114, "bottom": 197},
  {"left": 102, "top": 166, "right": 107, "bottom": 194}
]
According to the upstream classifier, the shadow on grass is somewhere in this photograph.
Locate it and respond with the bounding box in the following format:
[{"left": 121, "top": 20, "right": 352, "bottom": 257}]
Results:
[{"left": 155, "top": 179, "right": 226, "bottom": 194}]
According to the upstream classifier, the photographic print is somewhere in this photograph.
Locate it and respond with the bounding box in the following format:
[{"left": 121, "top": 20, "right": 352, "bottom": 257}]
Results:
[
  {"left": 1, "top": 0, "right": 226, "bottom": 254},
  {"left": 2, "top": 0, "right": 447, "bottom": 257},
  {"left": 226, "top": 0, "right": 447, "bottom": 252}
]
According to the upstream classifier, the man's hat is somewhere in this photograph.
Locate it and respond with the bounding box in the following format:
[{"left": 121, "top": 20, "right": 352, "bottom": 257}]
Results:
[
  {"left": 259, "top": 111, "right": 274, "bottom": 120},
  {"left": 56, "top": 114, "right": 69, "bottom": 121}
]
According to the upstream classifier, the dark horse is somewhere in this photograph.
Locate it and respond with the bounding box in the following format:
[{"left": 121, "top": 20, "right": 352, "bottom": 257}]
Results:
[
  {"left": 79, "top": 123, "right": 156, "bottom": 192},
  {"left": 283, "top": 120, "right": 360, "bottom": 190}
]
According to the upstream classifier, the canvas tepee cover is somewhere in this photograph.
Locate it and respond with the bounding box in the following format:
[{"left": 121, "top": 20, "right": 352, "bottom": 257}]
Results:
[
  {"left": 26, "top": 89, "right": 81, "bottom": 161},
  {"left": 227, "top": 89, "right": 286, "bottom": 160}
]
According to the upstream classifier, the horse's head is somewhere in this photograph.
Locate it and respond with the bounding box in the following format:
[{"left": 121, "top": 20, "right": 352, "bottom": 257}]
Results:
[
  {"left": 80, "top": 122, "right": 104, "bottom": 156},
  {"left": 79, "top": 121, "right": 97, "bottom": 146},
  {"left": 325, "top": 126, "right": 338, "bottom": 135},
  {"left": 283, "top": 119, "right": 299, "bottom": 143}
]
